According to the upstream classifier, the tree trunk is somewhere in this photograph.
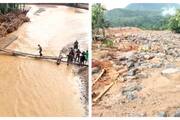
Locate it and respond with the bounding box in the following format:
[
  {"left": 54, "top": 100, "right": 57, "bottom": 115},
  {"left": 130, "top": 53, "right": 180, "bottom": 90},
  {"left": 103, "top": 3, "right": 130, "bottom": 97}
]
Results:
[{"left": 102, "top": 28, "right": 105, "bottom": 38}]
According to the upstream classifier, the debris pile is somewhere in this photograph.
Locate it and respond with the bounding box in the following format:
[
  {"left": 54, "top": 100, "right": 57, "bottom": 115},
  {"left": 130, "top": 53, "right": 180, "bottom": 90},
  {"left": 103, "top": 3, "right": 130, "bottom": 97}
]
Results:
[
  {"left": 92, "top": 27, "right": 180, "bottom": 117},
  {"left": 0, "top": 10, "right": 29, "bottom": 38}
]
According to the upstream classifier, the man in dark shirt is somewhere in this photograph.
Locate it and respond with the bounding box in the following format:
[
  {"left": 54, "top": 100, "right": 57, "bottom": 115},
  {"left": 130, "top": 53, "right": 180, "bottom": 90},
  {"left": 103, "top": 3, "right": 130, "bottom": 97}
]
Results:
[{"left": 38, "top": 44, "right": 42, "bottom": 56}]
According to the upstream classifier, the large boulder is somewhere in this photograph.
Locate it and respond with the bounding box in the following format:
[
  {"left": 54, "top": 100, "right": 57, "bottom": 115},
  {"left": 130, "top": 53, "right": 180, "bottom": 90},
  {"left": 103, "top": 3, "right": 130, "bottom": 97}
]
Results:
[{"left": 161, "top": 68, "right": 180, "bottom": 80}]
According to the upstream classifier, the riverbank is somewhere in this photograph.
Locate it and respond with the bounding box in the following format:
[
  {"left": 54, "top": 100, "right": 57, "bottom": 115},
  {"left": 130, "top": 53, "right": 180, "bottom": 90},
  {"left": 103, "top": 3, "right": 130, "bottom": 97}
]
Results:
[
  {"left": 0, "top": 10, "right": 29, "bottom": 38},
  {"left": 0, "top": 10, "right": 29, "bottom": 49},
  {"left": 60, "top": 43, "right": 89, "bottom": 116}
]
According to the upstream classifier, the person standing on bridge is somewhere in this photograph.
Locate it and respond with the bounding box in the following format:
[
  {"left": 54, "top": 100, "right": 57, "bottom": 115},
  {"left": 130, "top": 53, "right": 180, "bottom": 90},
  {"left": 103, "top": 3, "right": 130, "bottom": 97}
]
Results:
[
  {"left": 75, "top": 49, "right": 81, "bottom": 62},
  {"left": 74, "top": 40, "right": 79, "bottom": 49},
  {"left": 80, "top": 51, "right": 86, "bottom": 66},
  {"left": 67, "top": 48, "right": 75, "bottom": 65},
  {"left": 38, "top": 44, "right": 43, "bottom": 56},
  {"left": 85, "top": 50, "right": 88, "bottom": 61}
]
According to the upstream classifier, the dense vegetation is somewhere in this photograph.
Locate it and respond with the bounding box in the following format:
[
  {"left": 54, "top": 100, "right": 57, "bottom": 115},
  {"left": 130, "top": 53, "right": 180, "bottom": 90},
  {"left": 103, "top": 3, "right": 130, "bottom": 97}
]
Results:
[
  {"left": 0, "top": 3, "right": 25, "bottom": 14},
  {"left": 105, "top": 8, "right": 170, "bottom": 30},
  {"left": 92, "top": 3, "right": 180, "bottom": 38},
  {"left": 168, "top": 9, "right": 180, "bottom": 33},
  {"left": 104, "top": 3, "right": 180, "bottom": 30}
]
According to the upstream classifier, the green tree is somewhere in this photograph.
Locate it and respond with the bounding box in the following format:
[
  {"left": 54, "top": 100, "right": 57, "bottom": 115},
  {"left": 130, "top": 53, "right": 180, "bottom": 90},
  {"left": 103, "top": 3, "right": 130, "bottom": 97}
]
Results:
[
  {"left": 92, "top": 3, "right": 109, "bottom": 40},
  {"left": 0, "top": 3, "right": 25, "bottom": 14},
  {"left": 168, "top": 9, "right": 180, "bottom": 33}
]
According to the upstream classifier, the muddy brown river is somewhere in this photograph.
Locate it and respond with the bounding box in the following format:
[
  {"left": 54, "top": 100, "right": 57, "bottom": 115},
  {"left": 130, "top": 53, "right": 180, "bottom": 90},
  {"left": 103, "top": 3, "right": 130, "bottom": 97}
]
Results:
[{"left": 0, "top": 5, "right": 88, "bottom": 116}]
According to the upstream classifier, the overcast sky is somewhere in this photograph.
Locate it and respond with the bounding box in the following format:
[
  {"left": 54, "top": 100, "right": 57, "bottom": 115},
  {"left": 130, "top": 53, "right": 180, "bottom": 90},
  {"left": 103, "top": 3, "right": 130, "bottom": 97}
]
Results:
[
  {"left": 103, "top": 2, "right": 130, "bottom": 10},
  {"left": 100, "top": 0, "right": 180, "bottom": 10}
]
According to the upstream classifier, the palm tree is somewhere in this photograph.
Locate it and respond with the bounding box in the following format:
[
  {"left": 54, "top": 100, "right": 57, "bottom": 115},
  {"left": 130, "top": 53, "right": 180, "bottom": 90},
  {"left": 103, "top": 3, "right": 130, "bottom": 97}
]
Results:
[{"left": 92, "top": 3, "right": 110, "bottom": 40}]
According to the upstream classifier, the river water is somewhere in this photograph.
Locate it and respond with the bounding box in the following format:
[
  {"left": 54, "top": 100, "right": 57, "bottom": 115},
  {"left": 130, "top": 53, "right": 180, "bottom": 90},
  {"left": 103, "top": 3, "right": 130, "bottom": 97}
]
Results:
[{"left": 0, "top": 5, "right": 88, "bottom": 116}]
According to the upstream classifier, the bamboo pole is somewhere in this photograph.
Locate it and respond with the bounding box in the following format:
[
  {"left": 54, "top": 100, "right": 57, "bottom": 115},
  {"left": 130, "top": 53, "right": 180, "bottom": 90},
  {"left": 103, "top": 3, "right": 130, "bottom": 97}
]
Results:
[
  {"left": 93, "top": 69, "right": 105, "bottom": 86},
  {"left": 93, "top": 68, "right": 128, "bottom": 103}
]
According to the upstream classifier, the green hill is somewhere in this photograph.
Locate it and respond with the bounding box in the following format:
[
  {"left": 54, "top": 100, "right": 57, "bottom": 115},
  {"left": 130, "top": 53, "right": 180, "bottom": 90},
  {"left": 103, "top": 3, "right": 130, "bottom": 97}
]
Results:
[{"left": 104, "top": 3, "right": 180, "bottom": 30}]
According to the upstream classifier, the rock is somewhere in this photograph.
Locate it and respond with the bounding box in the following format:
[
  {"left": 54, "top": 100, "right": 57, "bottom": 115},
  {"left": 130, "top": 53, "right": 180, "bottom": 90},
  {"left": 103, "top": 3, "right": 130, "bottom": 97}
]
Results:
[
  {"left": 92, "top": 67, "right": 100, "bottom": 74},
  {"left": 161, "top": 68, "right": 180, "bottom": 80},
  {"left": 151, "top": 63, "right": 162, "bottom": 68},
  {"left": 127, "top": 70, "right": 135, "bottom": 76},
  {"left": 161, "top": 68, "right": 180, "bottom": 75},
  {"left": 144, "top": 54, "right": 154, "bottom": 60},
  {"left": 95, "top": 35, "right": 105, "bottom": 41},
  {"left": 134, "top": 62, "right": 140, "bottom": 68},
  {"left": 122, "top": 83, "right": 142, "bottom": 95},
  {"left": 127, "top": 61, "right": 134, "bottom": 69},
  {"left": 127, "top": 68, "right": 138, "bottom": 76},
  {"left": 137, "top": 73, "right": 149, "bottom": 79},
  {"left": 156, "top": 112, "right": 167, "bottom": 117},
  {"left": 173, "top": 108, "right": 180, "bottom": 117},
  {"left": 124, "top": 51, "right": 137, "bottom": 61},
  {"left": 126, "top": 92, "right": 137, "bottom": 100}
]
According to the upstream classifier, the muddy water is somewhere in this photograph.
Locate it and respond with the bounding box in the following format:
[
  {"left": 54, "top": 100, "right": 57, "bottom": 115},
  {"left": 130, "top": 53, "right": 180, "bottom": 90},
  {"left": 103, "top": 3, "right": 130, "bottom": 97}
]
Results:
[{"left": 0, "top": 5, "right": 88, "bottom": 116}]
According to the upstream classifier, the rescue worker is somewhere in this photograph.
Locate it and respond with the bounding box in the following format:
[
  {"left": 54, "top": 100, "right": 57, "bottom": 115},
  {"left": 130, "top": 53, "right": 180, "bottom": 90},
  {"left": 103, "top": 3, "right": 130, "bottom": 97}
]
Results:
[
  {"left": 85, "top": 50, "right": 88, "bottom": 61},
  {"left": 74, "top": 40, "right": 79, "bottom": 49},
  {"left": 75, "top": 49, "right": 81, "bottom": 62},
  {"left": 38, "top": 44, "right": 42, "bottom": 56},
  {"left": 67, "top": 48, "right": 74, "bottom": 65},
  {"left": 80, "top": 51, "right": 86, "bottom": 66}
]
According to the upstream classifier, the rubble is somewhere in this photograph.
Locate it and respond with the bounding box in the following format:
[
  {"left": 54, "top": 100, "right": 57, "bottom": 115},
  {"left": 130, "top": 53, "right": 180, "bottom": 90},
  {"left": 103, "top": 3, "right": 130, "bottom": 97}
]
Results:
[{"left": 92, "top": 27, "right": 180, "bottom": 117}]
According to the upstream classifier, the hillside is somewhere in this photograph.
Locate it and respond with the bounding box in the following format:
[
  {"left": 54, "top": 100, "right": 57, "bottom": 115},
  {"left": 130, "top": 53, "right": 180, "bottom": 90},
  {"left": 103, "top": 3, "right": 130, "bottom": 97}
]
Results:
[
  {"left": 105, "top": 3, "right": 180, "bottom": 30},
  {"left": 126, "top": 3, "right": 180, "bottom": 11}
]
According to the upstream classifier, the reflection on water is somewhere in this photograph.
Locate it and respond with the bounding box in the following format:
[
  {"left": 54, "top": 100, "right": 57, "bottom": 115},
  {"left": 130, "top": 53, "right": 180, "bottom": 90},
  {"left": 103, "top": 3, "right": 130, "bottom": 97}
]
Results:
[{"left": 0, "top": 5, "right": 88, "bottom": 116}]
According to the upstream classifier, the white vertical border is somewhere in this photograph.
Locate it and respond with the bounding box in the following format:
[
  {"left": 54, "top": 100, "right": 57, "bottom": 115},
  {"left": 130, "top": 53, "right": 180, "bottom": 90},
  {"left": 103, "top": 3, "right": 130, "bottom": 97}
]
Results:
[{"left": 88, "top": 2, "right": 92, "bottom": 118}]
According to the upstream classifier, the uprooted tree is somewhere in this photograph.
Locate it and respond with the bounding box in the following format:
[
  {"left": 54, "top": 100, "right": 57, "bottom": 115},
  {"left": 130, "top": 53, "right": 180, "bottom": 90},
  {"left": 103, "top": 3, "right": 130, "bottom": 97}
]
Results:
[{"left": 92, "top": 3, "right": 110, "bottom": 40}]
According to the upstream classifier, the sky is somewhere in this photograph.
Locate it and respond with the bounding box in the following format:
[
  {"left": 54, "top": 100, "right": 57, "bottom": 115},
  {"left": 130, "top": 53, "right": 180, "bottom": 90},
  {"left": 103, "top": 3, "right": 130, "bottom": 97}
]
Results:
[
  {"left": 101, "top": 0, "right": 180, "bottom": 10},
  {"left": 103, "top": 2, "right": 129, "bottom": 10}
]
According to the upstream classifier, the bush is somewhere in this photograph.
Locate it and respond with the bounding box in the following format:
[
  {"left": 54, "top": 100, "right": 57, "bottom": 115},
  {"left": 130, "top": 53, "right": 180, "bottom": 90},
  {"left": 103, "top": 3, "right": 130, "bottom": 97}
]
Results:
[
  {"left": 168, "top": 9, "right": 180, "bottom": 33},
  {"left": 102, "top": 39, "right": 113, "bottom": 47}
]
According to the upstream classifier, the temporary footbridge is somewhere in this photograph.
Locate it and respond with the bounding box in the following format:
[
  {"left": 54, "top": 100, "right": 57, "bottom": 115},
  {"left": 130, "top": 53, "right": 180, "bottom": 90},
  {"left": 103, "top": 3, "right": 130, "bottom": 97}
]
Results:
[{"left": 0, "top": 49, "right": 88, "bottom": 67}]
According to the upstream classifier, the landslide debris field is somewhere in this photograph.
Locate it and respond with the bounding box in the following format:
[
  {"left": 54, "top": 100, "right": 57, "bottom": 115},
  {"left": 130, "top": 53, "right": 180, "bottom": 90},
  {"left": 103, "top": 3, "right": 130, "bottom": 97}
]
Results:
[
  {"left": 92, "top": 27, "right": 180, "bottom": 117},
  {"left": 0, "top": 10, "right": 29, "bottom": 38}
]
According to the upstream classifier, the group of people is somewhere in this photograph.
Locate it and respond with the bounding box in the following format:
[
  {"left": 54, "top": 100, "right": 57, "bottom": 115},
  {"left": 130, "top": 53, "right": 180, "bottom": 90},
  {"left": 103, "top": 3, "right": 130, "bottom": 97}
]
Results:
[
  {"left": 67, "top": 40, "right": 88, "bottom": 66},
  {"left": 37, "top": 40, "right": 88, "bottom": 66}
]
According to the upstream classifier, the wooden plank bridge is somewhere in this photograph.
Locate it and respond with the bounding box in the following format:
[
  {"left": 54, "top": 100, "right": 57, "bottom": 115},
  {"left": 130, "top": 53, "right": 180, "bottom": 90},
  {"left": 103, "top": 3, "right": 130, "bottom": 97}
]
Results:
[{"left": 0, "top": 49, "right": 88, "bottom": 67}]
